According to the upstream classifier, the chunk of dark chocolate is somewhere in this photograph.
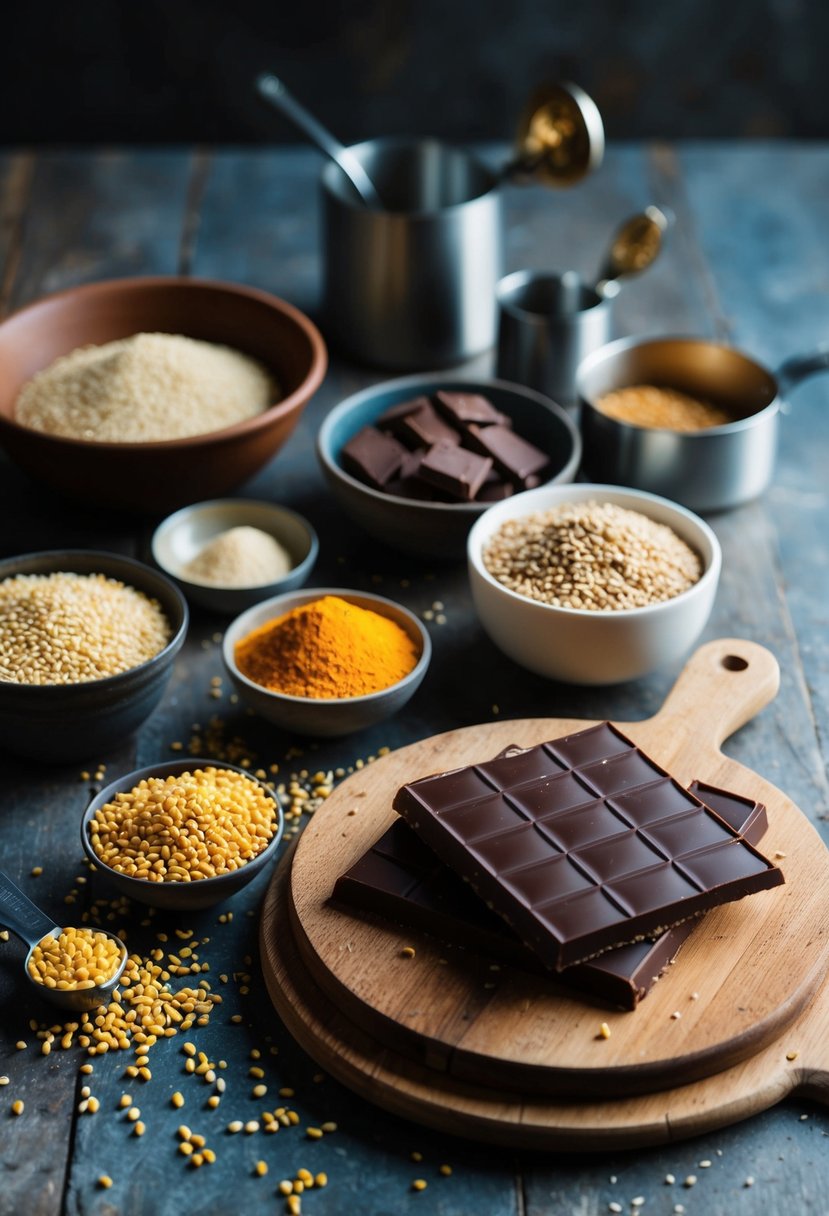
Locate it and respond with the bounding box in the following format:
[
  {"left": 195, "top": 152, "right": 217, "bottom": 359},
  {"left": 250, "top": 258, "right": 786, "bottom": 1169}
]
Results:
[
  {"left": 392, "top": 723, "right": 783, "bottom": 970},
  {"left": 418, "top": 441, "right": 493, "bottom": 501},
  {"left": 477, "top": 472, "right": 515, "bottom": 502},
  {"left": 376, "top": 396, "right": 434, "bottom": 430},
  {"left": 340, "top": 426, "right": 408, "bottom": 490},
  {"left": 332, "top": 772, "right": 768, "bottom": 1010},
  {"left": 434, "top": 390, "right": 511, "bottom": 429},
  {"left": 388, "top": 400, "right": 462, "bottom": 450},
  {"left": 466, "top": 423, "right": 550, "bottom": 484}
]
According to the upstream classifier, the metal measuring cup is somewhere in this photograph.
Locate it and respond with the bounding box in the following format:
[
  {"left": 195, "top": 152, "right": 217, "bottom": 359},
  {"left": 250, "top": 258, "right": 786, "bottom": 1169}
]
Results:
[
  {"left": 0, "top": 868, "right": 127, "bottom": 1013},
  {"left": 495, "top": 207, "right": 669, "bottom": 406}
]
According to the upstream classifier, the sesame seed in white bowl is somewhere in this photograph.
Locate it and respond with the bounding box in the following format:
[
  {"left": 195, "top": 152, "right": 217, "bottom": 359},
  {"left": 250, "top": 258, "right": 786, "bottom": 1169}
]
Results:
[{"left": 467, "top": 484, "right": 721, "bottom": 685}]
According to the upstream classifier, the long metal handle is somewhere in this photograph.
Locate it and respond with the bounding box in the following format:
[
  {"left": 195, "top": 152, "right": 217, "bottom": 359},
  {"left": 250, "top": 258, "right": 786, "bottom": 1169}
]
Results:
[
  {"left": 256, "top": 73, "right": 382, "bottom": 208},
  {"left": 775, "top": 343, "right": 829, "bottom": 400},
  {"left": 0, "top": 869, "right": 58, "bottom": 950}
]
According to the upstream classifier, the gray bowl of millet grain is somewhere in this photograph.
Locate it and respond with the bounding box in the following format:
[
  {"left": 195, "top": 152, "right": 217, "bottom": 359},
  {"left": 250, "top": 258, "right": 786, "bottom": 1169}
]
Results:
[{"left": 0, "top": 550, "right": 188, "bottom": 762}]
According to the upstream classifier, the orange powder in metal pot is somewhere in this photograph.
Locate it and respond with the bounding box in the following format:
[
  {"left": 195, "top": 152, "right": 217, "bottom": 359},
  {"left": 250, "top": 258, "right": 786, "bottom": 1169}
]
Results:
[{"left": 234, "top": 595, "right": 419, "bottom": 699}]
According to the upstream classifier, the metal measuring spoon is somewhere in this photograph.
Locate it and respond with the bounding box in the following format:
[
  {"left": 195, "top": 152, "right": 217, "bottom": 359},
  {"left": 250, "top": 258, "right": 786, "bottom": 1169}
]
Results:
[
  {"left": 593, "top": 205, "right": 673, "bottom": 297},
  {"left": 256, "top": 73, "right": 383, "bottom": 209},
  {"left": 0, "top": 868, "right": 127, "bottom": 1013}
]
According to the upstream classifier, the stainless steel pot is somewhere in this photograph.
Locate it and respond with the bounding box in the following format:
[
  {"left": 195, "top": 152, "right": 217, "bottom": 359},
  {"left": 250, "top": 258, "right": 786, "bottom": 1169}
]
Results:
[{"left": 577, "top": 336, "right": 829, "bottom": 512}]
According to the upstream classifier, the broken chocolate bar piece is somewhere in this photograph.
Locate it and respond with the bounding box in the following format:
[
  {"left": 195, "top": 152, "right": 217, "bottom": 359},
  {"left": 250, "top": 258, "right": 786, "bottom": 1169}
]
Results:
[
  {"left": 392, "top": 723, "right": 783, "bottom": 970},
  {"left": 333, "top": 772, "right": 768, "bottom": 1009},
  {"left": 434, "top": 390, "right": 511, "bottom": 429},
  {"left": 376, "top": 396, "right": 434, "bottom": 431},
  {"left": 418, "top": 441, "right": 493, "bottom": 501},
  {"left": 466, "top": 423, "right": 550, "bottom": 483},
  {"left": 390, "top": 400, "right": 462, "bottom": 450},
  {"left": 340, "top": 426, "right": 408, "bottom": 490}
]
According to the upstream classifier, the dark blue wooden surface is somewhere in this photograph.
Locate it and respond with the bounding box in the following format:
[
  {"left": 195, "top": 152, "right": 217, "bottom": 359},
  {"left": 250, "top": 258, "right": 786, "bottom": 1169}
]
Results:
[{"left": 0, "top": 144, "right": 827, "bottom": 1215}]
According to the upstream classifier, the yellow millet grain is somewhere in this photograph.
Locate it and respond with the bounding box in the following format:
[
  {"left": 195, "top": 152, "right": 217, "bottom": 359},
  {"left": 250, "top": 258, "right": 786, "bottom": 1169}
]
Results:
[
  {"left": 87, "top": 767, "right": 277, "bottom": 883},
  {"left": 0, "top": 572, "right": 171, "bottom": 685},
  {"left": 27, "top": 927, "right": 123, "bottom": 991}
]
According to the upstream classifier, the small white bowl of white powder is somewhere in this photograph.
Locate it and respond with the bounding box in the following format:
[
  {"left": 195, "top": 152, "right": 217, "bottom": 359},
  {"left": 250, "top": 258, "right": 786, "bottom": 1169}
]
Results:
[{"left": 152, "top": 499, "right": 318, "bottom": 613}]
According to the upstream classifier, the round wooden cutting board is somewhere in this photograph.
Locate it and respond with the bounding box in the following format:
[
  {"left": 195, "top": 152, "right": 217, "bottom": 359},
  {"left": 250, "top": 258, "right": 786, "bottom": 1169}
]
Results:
[{"left": 260, "top": 639, "right": 829, "bottom": 1147}]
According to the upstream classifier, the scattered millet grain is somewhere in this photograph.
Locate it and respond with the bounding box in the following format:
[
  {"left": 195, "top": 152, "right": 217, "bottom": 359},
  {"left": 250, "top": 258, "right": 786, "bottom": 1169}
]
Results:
[
  {"left": 11, "top": 1100, "right": 24, "bottom": 1115},
  {"left": 482, "top": 501, "right": 701, "bottom": 610},
  {"left": 87, "top": 767, "right": 277, "bottom": 883},
  {"left": 97, "top": 1175, "right": 113, "bottom": 1189},
  {"left": 0, "top": 572, "right": 171, "bottom": 685}
]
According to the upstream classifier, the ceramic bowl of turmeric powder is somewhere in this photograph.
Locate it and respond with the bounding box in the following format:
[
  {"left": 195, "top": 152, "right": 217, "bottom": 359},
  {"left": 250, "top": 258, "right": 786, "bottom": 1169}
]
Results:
[{"left": 222, "top": 589, "right": 431, "bottom": 736}]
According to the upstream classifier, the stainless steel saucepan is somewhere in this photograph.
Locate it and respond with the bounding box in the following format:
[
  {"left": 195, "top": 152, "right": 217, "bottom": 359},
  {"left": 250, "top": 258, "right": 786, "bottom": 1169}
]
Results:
[{"left": 577, "top": 335, "right": 829, "bottom": 512}]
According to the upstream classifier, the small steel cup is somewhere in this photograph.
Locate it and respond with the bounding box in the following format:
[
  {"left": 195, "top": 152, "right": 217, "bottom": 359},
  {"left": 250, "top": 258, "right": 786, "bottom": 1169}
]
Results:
[
  {"left": 495, "top": 270, "right": 614, "bottom": 407},
  {"left": 321, "top": 138, "right": 502, "bottom": 370}
]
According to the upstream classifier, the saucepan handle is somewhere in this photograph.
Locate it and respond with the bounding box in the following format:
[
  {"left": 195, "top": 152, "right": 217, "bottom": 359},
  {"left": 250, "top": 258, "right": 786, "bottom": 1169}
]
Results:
[{"left": 775, "top": 343, "right": 829, "bottom": 400}]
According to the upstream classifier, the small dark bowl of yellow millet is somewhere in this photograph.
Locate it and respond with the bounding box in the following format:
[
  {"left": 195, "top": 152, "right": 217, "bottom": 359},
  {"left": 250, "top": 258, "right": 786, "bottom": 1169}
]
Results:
[
  {"left": 0, "top": 550, "right": 188, "bottom": 762},
  {"left": 81, "top": 759, "right": 285, "bottom": 911}
]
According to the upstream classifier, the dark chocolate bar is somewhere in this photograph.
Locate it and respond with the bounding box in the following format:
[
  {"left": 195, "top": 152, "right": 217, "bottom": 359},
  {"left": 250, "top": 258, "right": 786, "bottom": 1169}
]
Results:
[
  {"left": 418, "top": 441, "right": 493, "bottom": 501},
  {"left": 333, "top": 776, "right": 768, "bottom": 1009},
  {"left": 340, "top": 426, "right": 407, "bottom": 489},
  {"left": 466, "top": 423, "right": 550, "bottom": 483},
  {"left": 392, "top": 724, "right": 783, "bottom": 970}
]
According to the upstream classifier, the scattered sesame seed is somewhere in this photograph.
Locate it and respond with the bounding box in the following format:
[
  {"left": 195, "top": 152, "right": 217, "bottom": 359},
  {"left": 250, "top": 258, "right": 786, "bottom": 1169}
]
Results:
[
  {"left": 665, "top": 1173, "right": 675, "bottom": 1185},
  {"left": 683, "top": 1175, "right": 697, "bottom": 1187},
  {"left": 786, "top": 1050, "right": 799, "bottom": 1061},
  {"left": 744, "top": 1176, "right": 755, "bottom": 1187}
]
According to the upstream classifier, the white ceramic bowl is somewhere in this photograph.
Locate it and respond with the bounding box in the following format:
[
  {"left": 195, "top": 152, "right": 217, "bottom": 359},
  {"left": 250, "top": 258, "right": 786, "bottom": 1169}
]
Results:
[
  {"left": 222, "top": 588, "right": 431, "bottom": 736},
  {"left": 467, "top": 484, "right": 721, "bottom": 685},
  {"left": 152, "top": 499, "right": 318, "bottom": 614}
]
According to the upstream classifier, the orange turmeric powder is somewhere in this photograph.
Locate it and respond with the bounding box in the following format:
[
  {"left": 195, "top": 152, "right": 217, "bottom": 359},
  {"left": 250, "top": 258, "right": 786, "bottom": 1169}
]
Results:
[{"left": 234, "top": 595, "right": 419, "bottom": 699}]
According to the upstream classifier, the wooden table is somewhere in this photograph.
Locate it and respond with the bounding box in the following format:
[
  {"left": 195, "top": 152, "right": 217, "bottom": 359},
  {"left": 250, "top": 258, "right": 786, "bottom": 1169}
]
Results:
[{"left": 0, "top": 143, "right": 827, "bottom": 1215}]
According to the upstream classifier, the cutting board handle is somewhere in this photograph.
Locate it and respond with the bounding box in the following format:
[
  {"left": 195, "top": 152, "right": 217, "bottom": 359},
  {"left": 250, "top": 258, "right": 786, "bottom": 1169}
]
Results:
[{"left": 635, "top": 639, "right": 780, "bottom": 758}]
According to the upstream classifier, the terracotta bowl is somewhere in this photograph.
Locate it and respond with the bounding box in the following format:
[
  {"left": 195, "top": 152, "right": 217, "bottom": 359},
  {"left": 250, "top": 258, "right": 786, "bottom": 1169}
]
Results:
[{"left": 0, "top": 277, "right": 327, "bottom": 512}]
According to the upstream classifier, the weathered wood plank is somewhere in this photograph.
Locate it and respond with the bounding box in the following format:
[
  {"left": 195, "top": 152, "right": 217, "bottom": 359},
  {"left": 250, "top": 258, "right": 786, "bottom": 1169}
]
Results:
[{"left": 0, "top": 144, "right": 827, "bottom": 1216}]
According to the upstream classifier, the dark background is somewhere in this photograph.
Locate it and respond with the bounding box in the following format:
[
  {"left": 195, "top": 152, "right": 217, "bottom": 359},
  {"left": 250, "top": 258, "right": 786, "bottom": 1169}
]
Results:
[{"left": 3, "top": 0, "right": 828, "bottom": 145}]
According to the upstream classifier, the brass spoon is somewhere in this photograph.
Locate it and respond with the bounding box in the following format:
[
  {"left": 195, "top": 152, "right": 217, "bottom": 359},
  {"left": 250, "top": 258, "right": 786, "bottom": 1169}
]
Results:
[
  {"left": 0, "top": 868, "right": 127, "bottom": 1013},
  {"left": 505, "top": 82, "right": 605, "bottom": 187},
  {"left": 594, "top": 205, "right": 673, "bottom": 297}
]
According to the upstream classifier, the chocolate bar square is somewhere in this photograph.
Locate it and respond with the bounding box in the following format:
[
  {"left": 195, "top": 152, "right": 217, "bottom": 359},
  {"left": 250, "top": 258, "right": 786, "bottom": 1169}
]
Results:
[
  {"left": 392, "top": 724, "right": 783, "bottom": 970},
  {"left": 433, "top": 390, "right": 511, "bottom": 429},
  {"left": 418, "top": 442, "right": 493, "bottom": 501},
  {"left": 340, "top": 426, "right": 408, "bottom": 489},
  {"left": 466, "top": 423, "right": 550, "bottom": 483}
]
